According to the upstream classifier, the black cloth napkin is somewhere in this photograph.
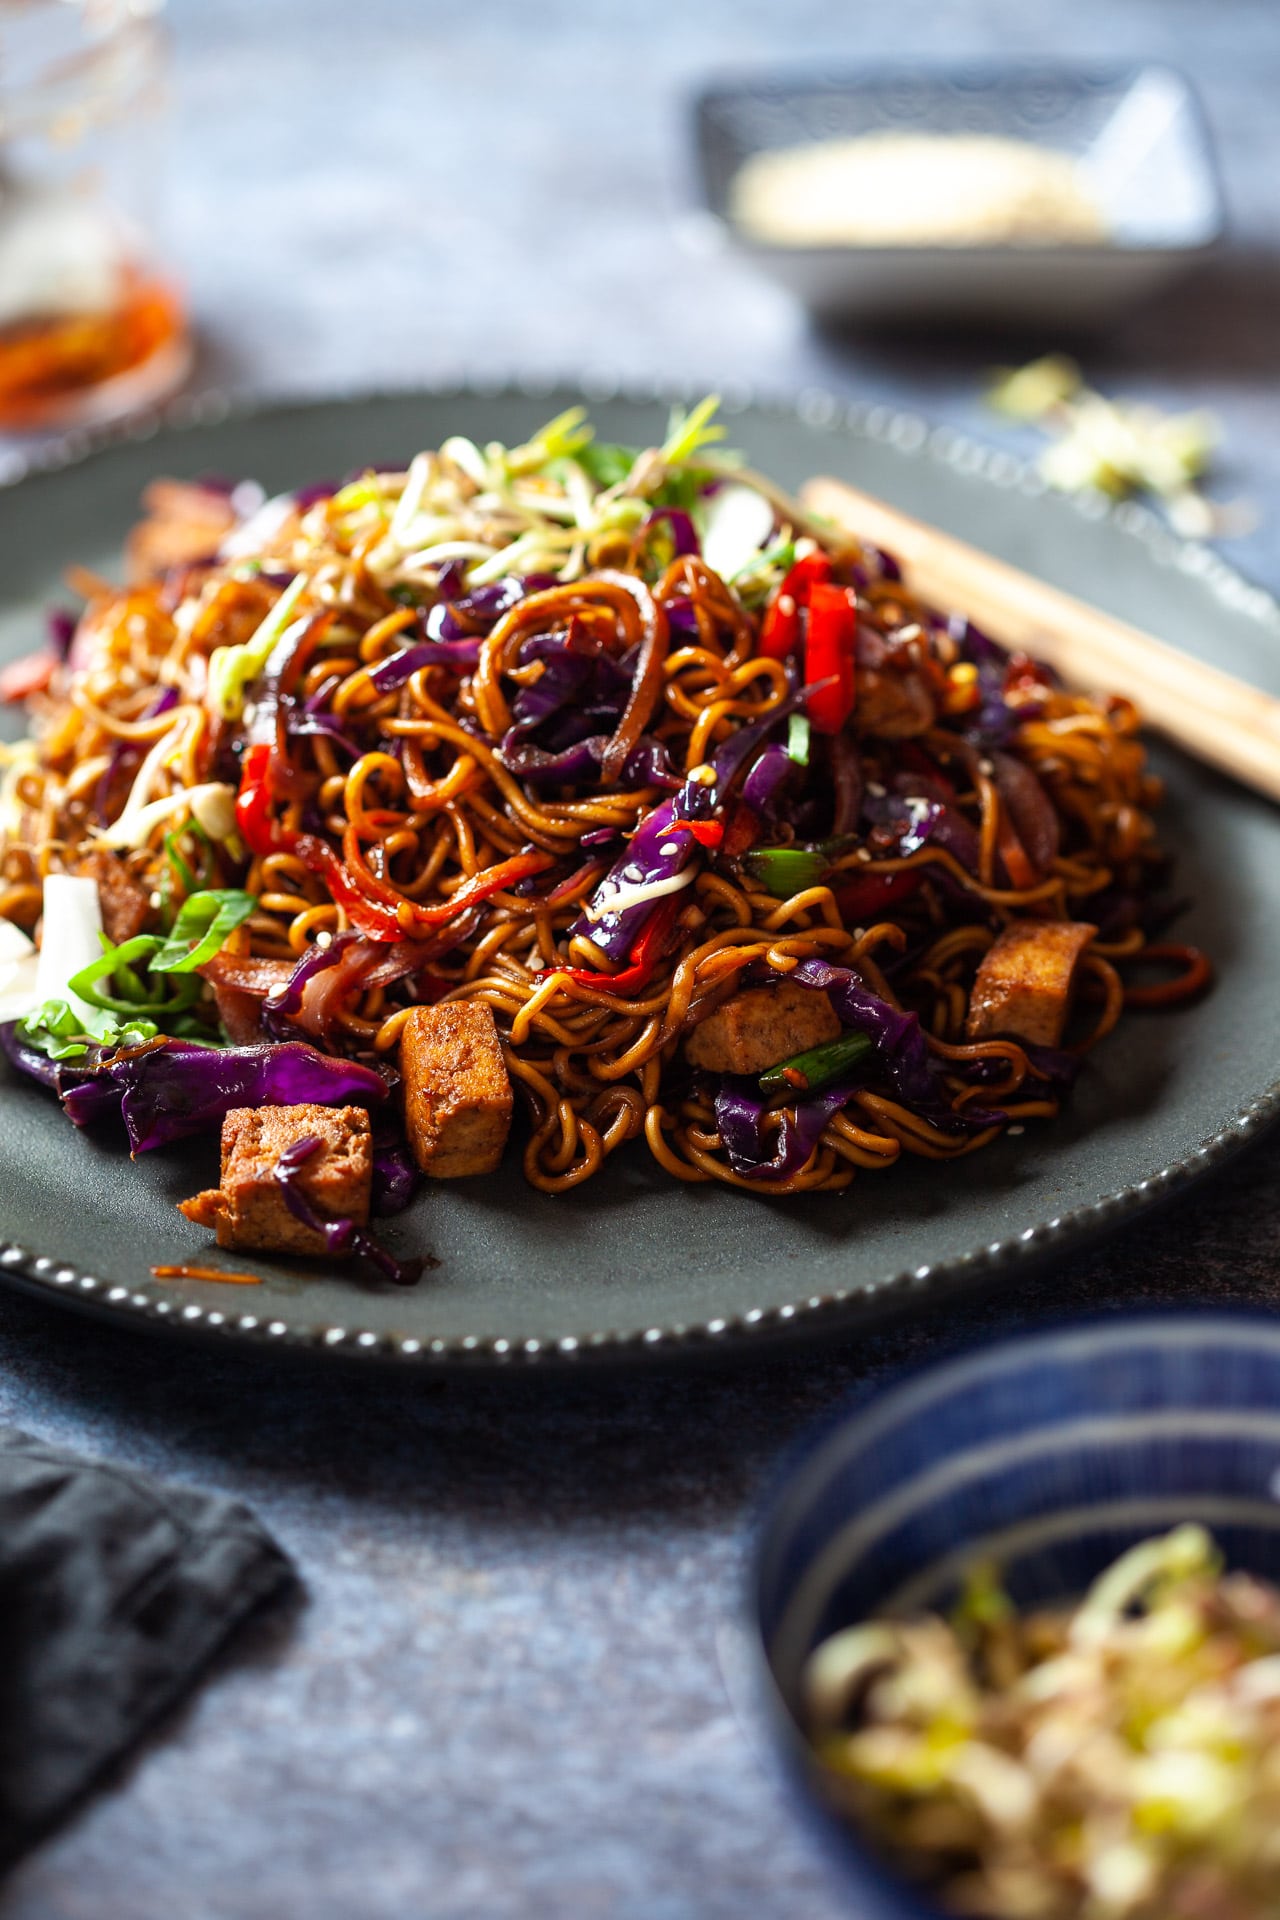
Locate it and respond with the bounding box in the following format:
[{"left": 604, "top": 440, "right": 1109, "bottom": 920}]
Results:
[{"left": 0, "top": 1425, "right": 295, "bottom": 1867}]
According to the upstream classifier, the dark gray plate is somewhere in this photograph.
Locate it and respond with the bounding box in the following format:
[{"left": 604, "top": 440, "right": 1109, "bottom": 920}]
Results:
[{"left": 2, "top": 383, "right": 1278, "bottom": 1368}]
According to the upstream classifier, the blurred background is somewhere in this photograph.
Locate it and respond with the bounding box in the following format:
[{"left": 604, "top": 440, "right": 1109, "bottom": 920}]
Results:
[{"left": 1, "top": 0, "right": 1277, "bottom": 584}]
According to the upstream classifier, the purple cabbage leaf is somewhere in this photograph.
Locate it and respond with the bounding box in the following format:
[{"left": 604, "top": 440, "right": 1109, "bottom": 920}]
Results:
[{"left": 273, "top": 1135, "right": 424, "bottom": 1286}]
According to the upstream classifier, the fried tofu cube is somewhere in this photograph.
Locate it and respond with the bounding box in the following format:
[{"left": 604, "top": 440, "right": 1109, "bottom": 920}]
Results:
[
  {"left": 966, "top": 919, "right": 1098, "bottom": 1048},
  {"left": 401, "top": 1002, "right": 513, "bottom": 1178},
  {"left": 684, "top": 979, "right": 842, "bottom": 1076},
  {"left": 178, "top": 1104, "right": 372, "bottom": 1256}
]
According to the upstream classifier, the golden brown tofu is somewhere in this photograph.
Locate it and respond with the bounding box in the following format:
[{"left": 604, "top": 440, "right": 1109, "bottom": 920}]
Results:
[
  {"left": 966, "top": 920, "right": 1098, "bottom": 1048},
  {"left": 684, "top": 980, "right": 842, "bottom": 1076},
  {"left": 401, "top": 1002, "right": 513, "bottom": 1178},
  {"left": 178, "top": 1104, "right": 372, "bottom": 1256}
]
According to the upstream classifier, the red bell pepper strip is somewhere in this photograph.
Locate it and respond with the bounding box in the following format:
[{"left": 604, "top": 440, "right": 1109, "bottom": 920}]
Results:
[
  {"left": 832, "top": 866, "right": 924, "bottom": 923},
  {"left": 804, "top": 583, "right": 857, "bottom": 734},
  {"left": 720, "top": 801, "right": 761, "bottom": 860},
  {"left": 561, "top": 898, "right": 678, "bottom": 993},
  {"left": 236, "top": 742, "right": 550, "bottom": 941},
  {"left": 0, "top": 649, "right": 56, "bottom": 703},
  {"left": 235, "top": 742, "right": 278, "bottom": 856},
  {"left": 758, "top": 551, "right": 833, "bottom": 660}
]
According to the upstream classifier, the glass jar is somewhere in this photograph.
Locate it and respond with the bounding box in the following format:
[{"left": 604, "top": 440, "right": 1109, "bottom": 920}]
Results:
[{"left": 0, "top": 0, "right": 190, "bottom": 431}]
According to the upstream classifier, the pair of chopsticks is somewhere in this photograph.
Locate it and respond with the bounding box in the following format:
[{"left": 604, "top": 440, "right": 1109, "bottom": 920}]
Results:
[{"left": 801, "top": 478, "right": 1280, "bottom": 807}]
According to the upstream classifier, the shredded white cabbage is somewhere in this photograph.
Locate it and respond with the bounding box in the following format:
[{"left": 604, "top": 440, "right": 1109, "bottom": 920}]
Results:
[
  {"left": 803, "top": 1527, "right": 1280, "bottom": 1920},
  {"left": 33, "top": 875, "right": 104, "bottom": 1026},
  {"left": 583, "top": 864, "right": 698, "bottom": 923}
]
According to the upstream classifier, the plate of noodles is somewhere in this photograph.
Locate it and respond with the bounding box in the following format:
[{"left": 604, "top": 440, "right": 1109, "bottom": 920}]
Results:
[{"left": 0, "top": 383, "right": 1277, "bottom": 1366}]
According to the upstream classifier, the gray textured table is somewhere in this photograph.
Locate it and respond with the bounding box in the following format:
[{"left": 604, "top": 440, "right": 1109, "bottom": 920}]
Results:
[{"left": 3, "top": 3, "right": 1279, "bottom": 1915}]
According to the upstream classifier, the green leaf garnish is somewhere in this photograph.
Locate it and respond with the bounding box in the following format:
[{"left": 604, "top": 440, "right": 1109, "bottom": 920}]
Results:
[
  {"left": 17, "top": 997, "right": 161, "bottom": 1060},
  {"left": 660, "top": 395, "right": 725, "bottom": 467},
  {"left": 575, "top": 442, "right": 639, "bottom": 489},
  {"left": 149, "top": 889, "right": 257, "bottom": 974}
]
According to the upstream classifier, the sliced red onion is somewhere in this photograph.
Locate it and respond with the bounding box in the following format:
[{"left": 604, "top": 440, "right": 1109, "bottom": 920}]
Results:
[
  {"left": 990, "top": 750, "right": 1060, "bottom": 874},
  {"left": 828, "top": 734, "right": 864, "bottom": 838}
]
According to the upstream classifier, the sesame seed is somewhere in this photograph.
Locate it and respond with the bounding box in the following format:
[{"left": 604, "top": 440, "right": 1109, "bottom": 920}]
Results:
[
  {"left": 866, "top": 780, "right": 886, "bottom": 798},
  {"left": 316, "top": 930, "right": 333, "bottom": 949},
  {"left": 979, "top": 758, "right": 995, "bottom": 777},
  {"left": 855, "top": 848, "right": 872, "bottom": 863},
  {"left": 1007, "top": 1124, "right": 1025, "bottom": 1137},
  {"left": 148, "top": 890, "right": 163, "bottom": 910}
]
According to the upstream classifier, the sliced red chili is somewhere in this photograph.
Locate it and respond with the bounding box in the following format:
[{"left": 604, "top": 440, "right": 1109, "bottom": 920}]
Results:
[
  {"left": 562, "top": 898, "right": 678, "bottom": 993},
  {"left": 804, "top": 582, "right": 857, "bottom": 735},
  {"left": 0, "top": 650, "right": 55, "bottom": 703},
  {"left": 720, "top": 801, "right": 761, "bottom": 859},
  {"left": 832, "top": 866, "right": 924, "bottom": 923},
  {"left": 758, "top": 551, "right": 833, "bottom": 661},
  {"left": 235, "top": 741, "right": 550, "bottom": 942},
  {"left": 234, "top": 741, "right": 279, "bottom": 856}
]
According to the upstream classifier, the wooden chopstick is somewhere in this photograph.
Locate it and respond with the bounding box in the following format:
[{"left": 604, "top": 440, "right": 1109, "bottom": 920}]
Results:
[{"left": 802, "top": 476, "right": 1280, "bottom": 807}]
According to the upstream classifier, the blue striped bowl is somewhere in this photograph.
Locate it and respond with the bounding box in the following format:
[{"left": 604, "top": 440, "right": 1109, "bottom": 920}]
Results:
[{"left": 751, "top": 1313, "right": 1280, "bottom": 1918}]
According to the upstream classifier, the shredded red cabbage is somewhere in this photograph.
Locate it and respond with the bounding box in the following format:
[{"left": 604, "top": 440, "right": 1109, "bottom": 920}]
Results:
[
  {"left": 0, "top": 1023, "right": 121, "bottom": 1120},
  {"left": 790, "top": 958, "right": 1004, "bottom": 1131},
  {"left": 499, "top": 731, "right": 676, "bottom": 791},
  {"left": 741, "top": 743, "right": 795, "bottom": 819},
  {"left": 642, "top": 507, "right": 700, "bottom": 557},
  {"left": 863, "top": 790, "right": 981, "bottom": 874},
  {"left": 286, "top": 712, "right": 359, "bottom": 755},
  {"left": 428, "top": 571, "right": 557, "bottom": 642},
  {"left": 662, "top": 598, "right": 703, "bottom": 636},
  {"left": 713, "top": 1077, "right": 857, "bottom": 1182},
  {"left": 366, "top": 575, "right": 559, "bottom": 692},
  {"left": 47, "top": 607, "right": 77, "bottom": 658},
  {"left": 52, "top": 1040, "right": 389, "bottom": 1152},
  {"left": 371, "top": 1138, "right": 421, "bottom": 1216},
  {"left": 273, "top": 1134, "right": 423, "bottom": 1286},
  {"left": 507, "top": 630, "right": 634, "bottom": 745},
  {"left": 368, "top": 637, "right": 483, "bottom": 688},
  {"left": 571, "top": 686, "right": 809, "bottom": 961}
]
